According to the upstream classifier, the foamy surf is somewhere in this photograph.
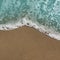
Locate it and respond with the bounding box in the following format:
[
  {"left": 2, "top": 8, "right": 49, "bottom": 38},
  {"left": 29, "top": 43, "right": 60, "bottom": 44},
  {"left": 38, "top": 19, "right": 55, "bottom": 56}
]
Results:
[
  {"left": 0, "top": 0, "right": 60, "bottom": 40},
  {"left": 0, "top": 17, "right": 60, "bottom": 40}
]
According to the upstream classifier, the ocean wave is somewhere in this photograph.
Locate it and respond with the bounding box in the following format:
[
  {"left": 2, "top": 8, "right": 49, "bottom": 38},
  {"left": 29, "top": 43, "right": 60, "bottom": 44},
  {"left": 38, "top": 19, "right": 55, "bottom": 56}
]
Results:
[
  {"left": 0, "top": 17, "right": 60, "bottom": 40},
  {"left": 0, "top": 0, "right": 60, "bottom": 40}
]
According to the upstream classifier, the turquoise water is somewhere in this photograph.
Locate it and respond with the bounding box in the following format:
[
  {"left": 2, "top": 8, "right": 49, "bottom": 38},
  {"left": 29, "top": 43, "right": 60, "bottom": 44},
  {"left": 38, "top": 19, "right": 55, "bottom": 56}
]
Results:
[{"left": 0, "top": 0, "right": 60, "bottom": 40}]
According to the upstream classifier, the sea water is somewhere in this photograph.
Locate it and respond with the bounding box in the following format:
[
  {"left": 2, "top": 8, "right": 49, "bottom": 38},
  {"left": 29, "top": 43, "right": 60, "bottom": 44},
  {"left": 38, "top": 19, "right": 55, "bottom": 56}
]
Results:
[{"left": 0, "top": 0, "right": 60, "bottom": 40}]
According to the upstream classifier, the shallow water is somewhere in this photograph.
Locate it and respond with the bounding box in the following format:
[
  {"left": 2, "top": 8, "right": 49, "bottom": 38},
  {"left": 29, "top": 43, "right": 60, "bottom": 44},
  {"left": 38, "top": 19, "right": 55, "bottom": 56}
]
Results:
[{"left": 0, "top": 0, "right": 60, "bottom": 40}]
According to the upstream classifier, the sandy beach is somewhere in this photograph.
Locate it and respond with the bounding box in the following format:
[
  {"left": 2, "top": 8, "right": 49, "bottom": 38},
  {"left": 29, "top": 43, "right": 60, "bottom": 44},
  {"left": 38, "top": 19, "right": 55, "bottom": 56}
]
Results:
[{"left": 0, "top": 26, "right": 60, "bottom": 60}]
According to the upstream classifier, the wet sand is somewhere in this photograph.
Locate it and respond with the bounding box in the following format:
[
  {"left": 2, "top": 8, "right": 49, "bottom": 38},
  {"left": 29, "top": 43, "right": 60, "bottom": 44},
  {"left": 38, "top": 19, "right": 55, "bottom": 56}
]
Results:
[{"left": 0, "top": 26, "right": 60, "bottom": 60}]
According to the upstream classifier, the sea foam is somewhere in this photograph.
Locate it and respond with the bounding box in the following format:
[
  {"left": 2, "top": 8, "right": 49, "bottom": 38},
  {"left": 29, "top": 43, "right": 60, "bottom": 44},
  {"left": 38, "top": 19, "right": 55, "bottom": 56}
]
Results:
[
  {"left": 0, "top": 17, "right": 60, "bottom": 40},
  {"left": 0, "top": 0, "right": 60, "bottom": 40}
]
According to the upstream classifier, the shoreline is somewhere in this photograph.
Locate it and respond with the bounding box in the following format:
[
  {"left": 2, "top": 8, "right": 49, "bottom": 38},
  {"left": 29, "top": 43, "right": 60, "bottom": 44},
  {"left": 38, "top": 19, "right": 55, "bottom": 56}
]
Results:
[{"left": 0, "top": 17, "right": 60, "bottom": 40}]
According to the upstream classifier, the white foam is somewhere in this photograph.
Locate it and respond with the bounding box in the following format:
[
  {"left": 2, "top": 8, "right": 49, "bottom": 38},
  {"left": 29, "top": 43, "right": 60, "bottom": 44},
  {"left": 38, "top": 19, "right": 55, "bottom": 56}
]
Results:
[
  {"left": 0, "top": 17, "right": 60, "bottom": 40},
  {"left": 19, "top": 17, "right": 60, "bottom": 40},
  {"left": 48, "top": 33, "right": 60, "bottom": 40}
]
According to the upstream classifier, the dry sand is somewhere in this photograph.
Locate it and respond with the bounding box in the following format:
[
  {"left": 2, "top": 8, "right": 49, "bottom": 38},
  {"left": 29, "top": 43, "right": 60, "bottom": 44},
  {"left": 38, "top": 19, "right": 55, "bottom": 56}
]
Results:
[{"left": 0, "top": 26, "right": 60, "bottom": 60}]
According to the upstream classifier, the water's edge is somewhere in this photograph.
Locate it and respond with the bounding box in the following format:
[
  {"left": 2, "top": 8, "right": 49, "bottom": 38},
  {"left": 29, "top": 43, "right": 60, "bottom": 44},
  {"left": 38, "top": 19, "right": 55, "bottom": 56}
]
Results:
[{"left": 0, "top": 17, "right": 60, "bottom": 40}]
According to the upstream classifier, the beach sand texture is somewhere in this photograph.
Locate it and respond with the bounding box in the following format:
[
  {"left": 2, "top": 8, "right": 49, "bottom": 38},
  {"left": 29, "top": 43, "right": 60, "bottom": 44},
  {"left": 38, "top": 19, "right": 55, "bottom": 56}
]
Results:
[{"left": 0, "top": 26, "right": 60, "bottom": 60}]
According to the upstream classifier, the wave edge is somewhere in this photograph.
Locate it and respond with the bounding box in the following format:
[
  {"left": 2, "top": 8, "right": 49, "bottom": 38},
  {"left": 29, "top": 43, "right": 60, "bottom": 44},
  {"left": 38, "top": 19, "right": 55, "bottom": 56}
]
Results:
[{"left": 0, "top": 17, "right": 60, "bottom": 40}]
